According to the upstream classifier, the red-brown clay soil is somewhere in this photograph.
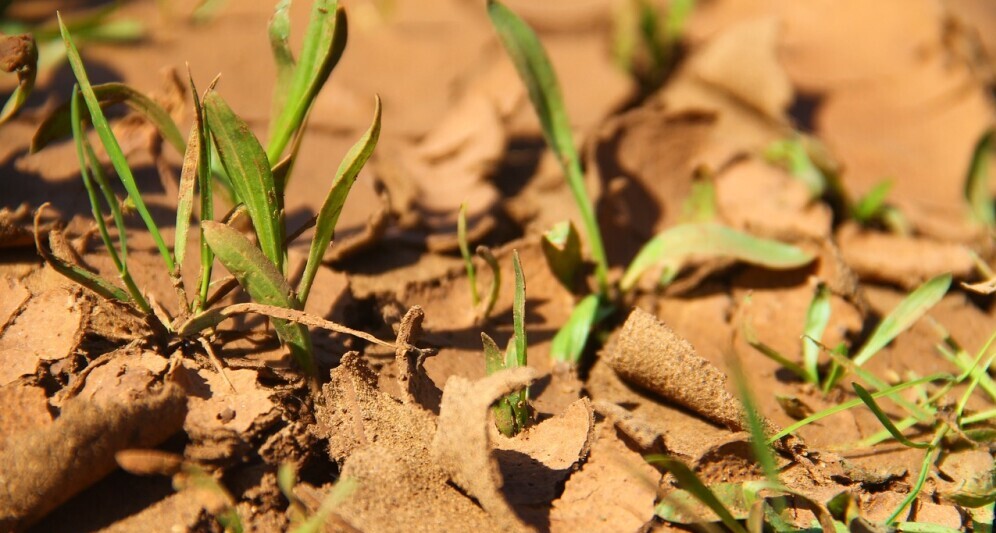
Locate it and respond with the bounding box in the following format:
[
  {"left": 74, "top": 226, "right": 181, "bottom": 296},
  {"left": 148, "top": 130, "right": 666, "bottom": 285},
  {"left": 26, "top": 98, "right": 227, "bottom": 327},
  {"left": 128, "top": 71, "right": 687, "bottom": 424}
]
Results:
[{"left": 2, "top": 0, "right": 996, "bottom": 531}]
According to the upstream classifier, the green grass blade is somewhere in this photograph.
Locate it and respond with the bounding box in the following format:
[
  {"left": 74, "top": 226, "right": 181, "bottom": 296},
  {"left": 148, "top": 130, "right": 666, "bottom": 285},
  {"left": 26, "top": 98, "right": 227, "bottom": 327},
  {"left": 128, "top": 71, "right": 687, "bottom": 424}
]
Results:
[
  {"left": 767, "top": 373, "right": 951, "bottom": 443},
  {"left": 174, "top": 89, "right": 204, "bottom": 272},
  {"left": 34, "top": 207, "right": 132, "bottom": 305},
  {"left": 802, "top": 283, "right": 831, "bottom": 384},
  {"left": 488, "top": 0, "right": 609, "bottom": 294},
  {"left": 742, "top": 295, "right": 811, "bottom": 382},
  {"left": 267, "top": 1, "right": 346, "bottom": 164},
  {"left": 59, "top": 17, "right": 175, "bottom": 272},
  {"left": 680, "top": 179, "right": 717, "bottom": 223},
  {"left": 268, "top": 0, "right": 295, "bottom": 123},
  {"left": 886, "top": 445, "right": 941, "bottom": 524},
  {"left": 476, "top": 245, "right": 501, "bottom": 320},
  {"left": 458, "top": 203, "right": 480, "bottom": 307},
  {"left": 550, "top": 294, "right": 600, "bottom": 365},
  {"left": 956, "top": 353, "right": 996, "bottom": 420},
  {"left": 541, "top": 220, "right": 583, "bottom": 291},
  {"left": 71, "top": 87, "right": 150, "bottom": 313},
  {"left": 512, "top": 250, "right": 527, "bottom": 368},
  {"left": 730, "top": 356, "right": 781, "bottom": 486},
  {"left": 0, "top": 34, "right": 37, "bottom": 125},
  {"left": 290, "top": 478, "right": 356, "bottom": 533},
  {"left": 622, "top": 223, "right": 814, "bottom": 292},
  {"left": 646, "top": 456, "right": 749, "bottom": 533},
  {"left": 32, "top": 81, "right": 185, "bottom": 154},
  {"left": 482, "top": 332, "right": 505, "bottom": 375},
  {"left": 965, "top": 129, "right": 995, "bottom": 227},
  {"left": 195, "top": 76, "right": 215, "bottom": 311},
  {"left": 764, "top": 137, "right": 825, "bottom": 198},
  {"left": 298, "top": 96, "right": 380, "bottom": 304},
  {"left": 852, "top": 180, "right": 893, "bottom": 224},
  {"left": 204, "top": 91, "right": 285, "bottom": 272},
  {"left": 852, "top": 383, "right": 930, "bottom": 449},
  {"left": 202, "top": 221, "right": 314, "bottom": 377},
  {"left": 851, "top": 274, "right": 951, "bottom": 367}
]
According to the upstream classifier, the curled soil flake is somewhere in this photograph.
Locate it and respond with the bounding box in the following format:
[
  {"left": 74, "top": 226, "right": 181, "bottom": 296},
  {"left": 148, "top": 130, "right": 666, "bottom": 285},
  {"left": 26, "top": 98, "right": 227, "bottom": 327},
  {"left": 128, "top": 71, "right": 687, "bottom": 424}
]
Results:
[
  {"left": 313, "top": 351, "right": 436, "bottom": 463},
  {"left": 493, "top": 398, "right": 595, "bottom": 505},
  {"left": 606, "top": 307, "right": 746, "bottom": 432},
  {"left": 0, "top": 285, "right": 85, "bottom": 386},
  {"left": 0, "top": 383, "right": 186, "bottom": 530},
  {"left": 431, "top": 367, "right": 537, "bottom": 532},
  {"left": 549, "top": 423, "right": 660, "bottom": 533}
]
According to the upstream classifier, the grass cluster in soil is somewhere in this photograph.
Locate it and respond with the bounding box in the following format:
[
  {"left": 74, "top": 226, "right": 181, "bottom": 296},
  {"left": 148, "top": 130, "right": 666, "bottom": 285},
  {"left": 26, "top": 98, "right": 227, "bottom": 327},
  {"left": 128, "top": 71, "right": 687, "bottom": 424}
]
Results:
[{"left": 2, "top": 0, "right": 996, "bottom": 532}]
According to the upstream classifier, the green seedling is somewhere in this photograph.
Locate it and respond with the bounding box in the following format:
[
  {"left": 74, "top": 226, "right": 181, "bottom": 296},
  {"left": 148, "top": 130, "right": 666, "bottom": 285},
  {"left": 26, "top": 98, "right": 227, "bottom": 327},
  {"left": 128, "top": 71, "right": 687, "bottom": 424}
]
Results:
[
  {"left": 764, "top": 136, "right": 829, "bottom": 199},
  {"left": 648, "top": 456, "right": 749, "bottom": 533},
  {"left": 965, "top": 128, "right": 995, "bottom": 227},
  {"left": 680, "top": 177, "right": 717, "bottom": 223},
  {"left": 480, "top": 250, "right": 530, "bottom": 436},
  {"left": 549, "top": 293, "right": 601, "bottom": 365},
  {"left": 0, "top": 33, "right": 37, "bottom": 125},
  {"left": 541, "top": 220, "right": 583, "bottom": 292},
  {"left": 488, "top": 0, "right": 609, "bottom": 296},
  {"left": 612, "top": 0, "right": 694, "bottom": 93},
  {"left": 621, "top": 223, "right": 815, "bottom": 292},
  {"left": 40, "top": 9, "right": 386, "bottom": 396},
  {"left": 278, "top": 463, "right": 356, "bottom": 533},
  {"left": 457, "top": 203, "right": 502, "bottom": 321},
  {"left": 747, "top": 283, "right": 832, "bottom": 386}
]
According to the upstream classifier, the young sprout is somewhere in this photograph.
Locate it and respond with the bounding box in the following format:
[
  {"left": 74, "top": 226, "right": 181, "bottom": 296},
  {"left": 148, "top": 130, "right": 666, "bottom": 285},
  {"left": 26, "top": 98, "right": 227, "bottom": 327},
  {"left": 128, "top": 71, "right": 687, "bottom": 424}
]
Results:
[
  {"left": 458, "top": 203, "right": 480, "bottom": 308},
  {"left": 965, "top": 128, "right": 995, "bottom": 227},
  {"left": 480, "top": 250, "right": 530, "bottom": 436},
  {"left": 488, "top": 0, "right": 610, "bottom": 296},
  {"left": 0, "top": 33, "right": 37, "bottom": 125},
  {"left": 541, "top": 220, "right": 583, "bottom": 292}
]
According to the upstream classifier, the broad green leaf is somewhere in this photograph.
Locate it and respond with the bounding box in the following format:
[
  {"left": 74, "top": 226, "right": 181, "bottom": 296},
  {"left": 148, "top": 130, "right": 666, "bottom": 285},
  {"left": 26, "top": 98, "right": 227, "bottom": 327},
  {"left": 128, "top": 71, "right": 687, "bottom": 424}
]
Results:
[
  {"left": 541, "top": 220, "right": 582, "bottom": 291},
  {"left": 852, "top": 274, "right": 951, "bottom": 367},
  {"left": 550, "top": 294, "right": 599, "bottom": 364},
  {"left": 202, "top": 221, "right": 314, "bottom": 376},
  {"left": 767, "top": 373, "right": 951, "bottom": 443},
  {"left": 59, "top": 17, "right": 175, "bottom": 272},
  {"left": 204, "top": 91, "right": 285, "bottom": 272},
  {"left": 647, "top": 456, "right": 749, "bottom": 533},
  {"left": 621, "top": 223, "right": 814, "bottom": 291},
  {"left": 458, "top": 203, "right": 479, "bottom": 306},
  {"left": 267, "top": 0, "right": 346, "bottom": 164},
  {"left": 802, "top": 283, "right": 831, "bottom": 384},
  {"left": 268, "top": 0, "right": 295, "bottom": 122},
  {"left": 488, "top": 0, "right": 609, "bottom": 294},
  {"left": 32, "top": 82, "right": 185, "bottom": 154},
  {"left": 965, "top": 129, "right": 995, "bottom": 227},
  {"left": 852, "top": 180, "right": 893, "bottom": 224},
  {"left": 0, "top": 34, "right": 37, "bottom": 125},
  {"left": 852, "top": 383, "right": 930, "bottom": 449},
  {"left": 298, "top": 96, "right": 381, "bottom": 304}
]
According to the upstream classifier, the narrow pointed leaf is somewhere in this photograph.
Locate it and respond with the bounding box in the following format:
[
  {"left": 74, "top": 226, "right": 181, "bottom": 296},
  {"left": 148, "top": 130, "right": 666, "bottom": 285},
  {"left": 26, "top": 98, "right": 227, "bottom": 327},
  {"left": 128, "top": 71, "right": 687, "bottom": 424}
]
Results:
[
  {"left": 267, "top": 0, "right": 346, "bottom": 163},
  {"left": 268, "top": 0, "right": 295, "bottom": 122},
  {"left": 204, "top": 91, "right": 285, "bottom": 272},
  {"left": 476, "top": 245, "right": 501, "bottom": 320},
  {"left": 202, "top": 221, "right": 314, "bottom": 376},
  {"left": 852, "top": 383, "right": 930, "bottom": 449},
  {"left": 622, "top": 223, "right": 814, "bottom": 291},
  {"left": 174, "top": 88, "right": 205, "bottom": 269},
  {"left": 550, "top": 294, "right": 599, "bottom": 364},
  {"left": 59, "top": 17, "right": 175, "bottom": 272},
  {"left": 802, "top": 283, "right": 830, "bottom": 384},
  {"left": 488, "top": 0, "right": 609, "bottom": 294},
  {"left": 32, "top": 82, "right": 185, "bottom": 153},
  {"left": 853, "top": 180, "right": 893, "bottom": 224},
  {"left": 852, "top": 274, "right": 951, "bottom": 367},
  {"left": 647, "top": 456, "right": 749, "bottom": 533},
  {"left": 458, "top": 203, "right": 479, "bottom": 306},
  {"left": 512, "top": 250, "right": 527, "bottom": 368},
  {"left": 298, "top": 96, "right": 380, "bottom": 303}
]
